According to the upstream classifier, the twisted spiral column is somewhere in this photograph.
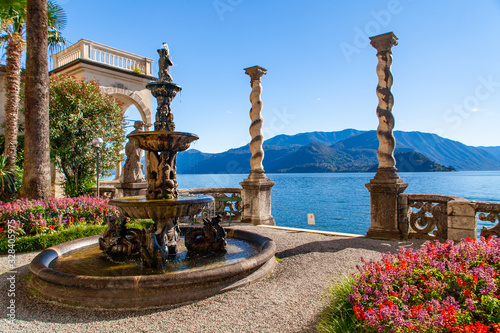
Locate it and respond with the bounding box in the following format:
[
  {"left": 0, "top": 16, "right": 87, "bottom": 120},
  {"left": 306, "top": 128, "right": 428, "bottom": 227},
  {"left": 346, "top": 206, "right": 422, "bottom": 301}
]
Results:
[
  {"left": 365, "top": 32, "right": 408, "bottom": 240},
  {"left": 370, "top": 32, "right": 399, "bottom": 177},
  {"left": 244, "top": 66, "right": 267, "bottom": 179}
]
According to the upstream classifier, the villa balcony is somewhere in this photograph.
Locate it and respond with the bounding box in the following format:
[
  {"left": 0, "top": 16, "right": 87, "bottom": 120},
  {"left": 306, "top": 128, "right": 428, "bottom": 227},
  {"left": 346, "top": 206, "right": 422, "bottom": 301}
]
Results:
[{"left": 51, "top": 39, "right": 154, "bottom": 76}]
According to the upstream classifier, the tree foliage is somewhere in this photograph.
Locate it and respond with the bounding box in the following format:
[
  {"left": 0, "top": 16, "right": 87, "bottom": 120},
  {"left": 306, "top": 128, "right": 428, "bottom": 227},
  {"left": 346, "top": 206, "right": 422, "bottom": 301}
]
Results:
[
  {"left": 49, "top": 74, "right": 125, "bottom": 196},
  {"left": 0, "top": 0, "right": 67, "bottom": 175}
]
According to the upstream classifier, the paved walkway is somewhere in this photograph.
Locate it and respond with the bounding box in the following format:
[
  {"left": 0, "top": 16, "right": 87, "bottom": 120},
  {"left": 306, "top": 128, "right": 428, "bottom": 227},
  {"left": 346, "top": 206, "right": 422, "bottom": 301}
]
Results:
[{"left": 0, "top": 226, "right": 426, "bottom": 333}]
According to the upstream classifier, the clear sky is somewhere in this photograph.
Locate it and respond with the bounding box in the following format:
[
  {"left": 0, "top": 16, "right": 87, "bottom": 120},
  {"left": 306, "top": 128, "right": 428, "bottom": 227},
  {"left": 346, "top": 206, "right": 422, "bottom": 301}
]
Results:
[{"left": 53, "top": 0, "right": 500, "bottom": 153}]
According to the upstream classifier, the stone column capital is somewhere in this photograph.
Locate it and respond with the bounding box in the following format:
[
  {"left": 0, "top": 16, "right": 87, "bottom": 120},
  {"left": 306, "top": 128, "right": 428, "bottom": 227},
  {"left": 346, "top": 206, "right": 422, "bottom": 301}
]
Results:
[
  {"left": 244, "top": 66, "right": 267, "bottom": 83},
  {"left": 369, "top": 32, "right": 398, "bottom": 53}
]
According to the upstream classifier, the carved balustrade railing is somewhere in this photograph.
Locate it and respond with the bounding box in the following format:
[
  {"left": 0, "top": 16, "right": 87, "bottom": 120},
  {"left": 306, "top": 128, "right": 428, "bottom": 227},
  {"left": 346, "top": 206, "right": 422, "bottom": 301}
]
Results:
[
  {"left": 178, "top": 188, "right": 243, "bottom": 223},
  {"left": 51, "top": 39, "right": 154, "bottom": 75},
  {"left": 399, "top": 194, "right": 500, "bottom": 241},
  {"left": 477, "top": 201, "right": 500, "bottom": 238},
  {"left": 399, "top": 194, "right": 457, "bottom": 241}
]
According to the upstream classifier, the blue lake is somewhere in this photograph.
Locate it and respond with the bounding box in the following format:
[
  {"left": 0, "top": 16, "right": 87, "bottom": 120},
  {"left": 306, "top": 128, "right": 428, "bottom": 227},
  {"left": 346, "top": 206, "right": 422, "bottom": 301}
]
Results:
[{"left": 177, "top": 172, "right": 500, "bottom": 236}]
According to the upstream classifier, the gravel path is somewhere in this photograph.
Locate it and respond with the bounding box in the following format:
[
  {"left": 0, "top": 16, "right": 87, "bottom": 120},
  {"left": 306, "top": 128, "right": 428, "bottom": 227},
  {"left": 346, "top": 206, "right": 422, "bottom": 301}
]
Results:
[{"left": 0, "top": 226, "right": 426, "bottom": 333}]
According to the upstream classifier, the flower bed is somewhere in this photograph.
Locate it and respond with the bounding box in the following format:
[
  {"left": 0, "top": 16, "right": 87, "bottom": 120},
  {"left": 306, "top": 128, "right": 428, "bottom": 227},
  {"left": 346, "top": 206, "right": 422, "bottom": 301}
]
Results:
[
  {"left": 349, "top": 237, "right": 500, "bottom": 332},
  {"left": 0, "top": 196, "right": 121, "bottom": 237}
]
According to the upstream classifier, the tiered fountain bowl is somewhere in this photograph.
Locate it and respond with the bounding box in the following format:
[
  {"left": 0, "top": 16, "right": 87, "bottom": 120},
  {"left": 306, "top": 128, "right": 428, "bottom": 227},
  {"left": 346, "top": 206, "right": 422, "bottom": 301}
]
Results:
[
  {"left": 29, "top": 44, "right": 276, "bottom": 309},
  {"left": 109, "top": 130, "right": 211, "bottom": 222}
]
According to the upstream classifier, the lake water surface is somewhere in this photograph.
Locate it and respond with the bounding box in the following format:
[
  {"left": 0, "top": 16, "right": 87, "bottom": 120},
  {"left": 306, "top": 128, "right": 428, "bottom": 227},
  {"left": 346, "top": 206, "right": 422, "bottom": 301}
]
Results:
[{"left": 177, "top": 171, "right": 500, "bottom": 236}]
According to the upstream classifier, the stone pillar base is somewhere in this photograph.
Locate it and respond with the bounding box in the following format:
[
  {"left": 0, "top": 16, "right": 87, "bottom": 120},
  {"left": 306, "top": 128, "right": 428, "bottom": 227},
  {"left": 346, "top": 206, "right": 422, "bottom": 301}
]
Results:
[
  {"left": 115, "top": 181, "right": 148, "bottom": 198},
  {"left": 240, "top": 177, "right": 275, "bottom": 226},
  {"left": 365, "top": 168, "right": 408, "bottom": 239},
  {"left": 447, "top": 199, "right": 477, "bottom": 241}
]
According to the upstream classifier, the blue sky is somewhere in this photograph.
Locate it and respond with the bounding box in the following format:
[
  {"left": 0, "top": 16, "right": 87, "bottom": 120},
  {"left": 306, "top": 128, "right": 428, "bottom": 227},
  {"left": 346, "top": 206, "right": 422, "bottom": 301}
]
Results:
[{"left": 54, "top": 0, "right": 500, "bottom": 153}]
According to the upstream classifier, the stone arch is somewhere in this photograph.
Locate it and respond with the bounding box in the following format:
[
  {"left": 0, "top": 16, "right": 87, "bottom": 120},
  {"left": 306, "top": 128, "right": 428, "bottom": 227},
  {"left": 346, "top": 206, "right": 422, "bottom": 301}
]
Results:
[{"left": 100, "top": 86, "right": 152, "bottom": 128}]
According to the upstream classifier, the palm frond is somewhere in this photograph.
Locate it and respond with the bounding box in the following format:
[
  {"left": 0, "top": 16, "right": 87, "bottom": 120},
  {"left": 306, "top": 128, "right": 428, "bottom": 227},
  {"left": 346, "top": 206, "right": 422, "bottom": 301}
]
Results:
[
  {"left": 0, "top": 0, "right": 27, "bottom": 34},
  {"left": 47, "top": 0, "right": 67, "bottom": 31},
  {"left": 48, "top": 29, "right": 67, "bottom": 54}
]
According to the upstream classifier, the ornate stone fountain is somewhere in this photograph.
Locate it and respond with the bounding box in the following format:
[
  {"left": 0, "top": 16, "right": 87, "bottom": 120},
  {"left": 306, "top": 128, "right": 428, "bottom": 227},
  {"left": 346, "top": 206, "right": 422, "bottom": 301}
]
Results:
[
  {"left": 103, "top": 43, "right": 217, "bottom": 266},
  {"left": 28, "top": 44, "right": 276, "bottom": 309}
]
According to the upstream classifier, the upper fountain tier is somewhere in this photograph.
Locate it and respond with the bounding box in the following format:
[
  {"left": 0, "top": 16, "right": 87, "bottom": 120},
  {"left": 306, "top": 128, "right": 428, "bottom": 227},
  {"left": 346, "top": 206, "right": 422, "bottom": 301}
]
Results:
[
  {"left": 122, "top": 43, "right": 198, "bottom": 200},
  {"left": 146, "top": 43, "right": 182, "bottom": 132}
]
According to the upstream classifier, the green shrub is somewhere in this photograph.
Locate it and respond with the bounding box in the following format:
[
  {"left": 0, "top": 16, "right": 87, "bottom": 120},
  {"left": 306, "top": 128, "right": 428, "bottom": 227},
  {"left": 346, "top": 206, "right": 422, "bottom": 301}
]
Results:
[
  {"left": 318, "top": 276, "right": 363, "bottom": 333},
  {"left": 0, "top": 224, "right": 106, "bottom": 253},
  {"left": 0, "top": 218, "right": 153, "bottom": 254}
]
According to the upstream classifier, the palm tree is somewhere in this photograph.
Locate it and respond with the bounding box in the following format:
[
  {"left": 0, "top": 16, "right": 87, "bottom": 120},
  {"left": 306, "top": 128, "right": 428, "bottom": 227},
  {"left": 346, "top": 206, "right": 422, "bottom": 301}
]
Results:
[
  {"left": 0, "top": 0, "right": 66, "bottom": 173},
  {"left": 18, "top": 0, "right": 52, "bottom": 199}
]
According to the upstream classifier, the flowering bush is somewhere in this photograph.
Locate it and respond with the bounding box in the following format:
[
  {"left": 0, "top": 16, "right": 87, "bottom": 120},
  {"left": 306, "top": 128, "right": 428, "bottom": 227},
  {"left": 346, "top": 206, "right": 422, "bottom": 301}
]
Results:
[
  {"left": 349, "top": 237, "right": 500, "bottom": 333},
  {"left": 0, "top": 196, "right": 121, "bottom": 237},
  {"left": 49, "top": 74, "right": 125, "bottom": 196}
]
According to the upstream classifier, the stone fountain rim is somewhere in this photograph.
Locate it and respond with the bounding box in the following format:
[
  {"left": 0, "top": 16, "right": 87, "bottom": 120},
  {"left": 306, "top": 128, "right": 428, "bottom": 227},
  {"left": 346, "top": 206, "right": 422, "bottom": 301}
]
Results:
[
  {"left": 109, "top": 194, "right": 213, "bottom": 207},
  {"left": 146, "top": 81, "right": 182, "bottom": 89},
  {"left": 29, "top": 227, "right": 276, "bottom": 289}
]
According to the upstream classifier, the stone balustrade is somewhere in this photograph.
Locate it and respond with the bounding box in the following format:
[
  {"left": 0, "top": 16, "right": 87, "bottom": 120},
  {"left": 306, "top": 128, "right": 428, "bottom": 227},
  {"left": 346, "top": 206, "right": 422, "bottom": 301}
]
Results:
[
  {"left": 477, "top": 201, "right": 500, "bottom": 238},
  {"left": 178, "top": 188, "right": 243, "bottom": 223},
  {"left": 51, "top": 39, "right": 153, "bottom": 75},
  {"left": 398, "top": 193, "right": 500, "bottom": 241}
]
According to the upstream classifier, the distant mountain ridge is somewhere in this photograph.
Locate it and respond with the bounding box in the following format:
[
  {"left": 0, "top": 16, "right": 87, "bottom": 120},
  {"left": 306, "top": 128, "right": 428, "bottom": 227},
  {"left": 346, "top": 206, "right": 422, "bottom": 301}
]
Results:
[
  {"left": 477, "top": 146, "right": 500, "bottom": 161},
  {"left": 263, "top": 129, "right": 364, "bottom": 148},
  {"left": 176, "top": 129, "right": 500, "bottom": 174}
]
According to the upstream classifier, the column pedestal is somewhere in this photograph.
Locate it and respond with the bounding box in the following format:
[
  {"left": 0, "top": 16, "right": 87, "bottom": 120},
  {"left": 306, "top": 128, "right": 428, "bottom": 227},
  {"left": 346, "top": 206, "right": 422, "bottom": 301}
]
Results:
[
  {"left": 115, "top": 181, "right": 148, "bottom": 198},
  {"left": 240, "top": 176, "right": 275, "bottom": 226},
  {"left": 365, "top": 167, "right": 407, "bottom": 239}
]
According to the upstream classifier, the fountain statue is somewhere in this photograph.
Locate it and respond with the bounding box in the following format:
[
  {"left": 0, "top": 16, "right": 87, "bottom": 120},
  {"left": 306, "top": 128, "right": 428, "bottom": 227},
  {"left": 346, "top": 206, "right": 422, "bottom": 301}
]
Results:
[{"left": 29, "top": 44, "right": 276, "bottom": 309}]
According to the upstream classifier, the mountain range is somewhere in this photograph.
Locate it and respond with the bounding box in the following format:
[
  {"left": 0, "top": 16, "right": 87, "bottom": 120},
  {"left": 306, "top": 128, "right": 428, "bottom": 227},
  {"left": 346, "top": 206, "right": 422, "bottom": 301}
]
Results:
[{"left": 176, "top": 129, "right": 500, "bottom": 174}]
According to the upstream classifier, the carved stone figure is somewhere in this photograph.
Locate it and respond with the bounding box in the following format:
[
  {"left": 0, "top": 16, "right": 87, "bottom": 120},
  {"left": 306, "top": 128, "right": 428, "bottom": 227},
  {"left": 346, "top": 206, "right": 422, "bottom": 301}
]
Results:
[
  {"left": 99, "top": 215, "right": 171, "bottom": 268},
  {"left": 146, "top": 150, "right": 178, "bottom": 199},
  {"left": 122, "top": 121, "right": 145, "bottom": 183},
  {"left": 185, "top": 215, "right": 227, "bottom": 253},
  {"left": 141, "top": 224, "right": 165, "bottom": 269},
  {"left": 158, "top": 42, "right": 173, "bottom": 83},
  {"left": 98, "top": 216, "right": 142, "bottom": 257}
]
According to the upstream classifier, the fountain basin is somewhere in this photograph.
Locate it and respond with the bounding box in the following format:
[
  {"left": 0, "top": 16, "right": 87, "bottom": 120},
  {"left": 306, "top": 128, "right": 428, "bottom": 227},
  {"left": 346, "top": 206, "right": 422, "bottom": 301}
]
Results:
[
  {"left": 109, "top": 194, "right": 212, "bottom": 219},
  {"left": 29, "top": 227, "right": 276, "bottom": 309},
  {"left": 146, "top": 81, "right": 182, "bottom": 98},
  {"left": 127, "top": 131, "right": 199, "bottom": 152}
]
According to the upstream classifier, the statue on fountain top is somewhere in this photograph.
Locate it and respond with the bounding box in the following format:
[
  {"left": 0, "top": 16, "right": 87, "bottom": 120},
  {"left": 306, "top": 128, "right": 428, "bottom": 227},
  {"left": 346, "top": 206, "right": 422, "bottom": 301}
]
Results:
[{"left": 158, "top": 42, "right": 173, "bottom": 83}]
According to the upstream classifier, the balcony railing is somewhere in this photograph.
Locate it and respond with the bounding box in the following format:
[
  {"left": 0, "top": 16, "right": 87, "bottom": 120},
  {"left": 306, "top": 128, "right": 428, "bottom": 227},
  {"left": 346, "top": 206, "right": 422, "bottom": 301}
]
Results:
[{"left": 51, "top": 39, "right": 154, "bottom": 76}]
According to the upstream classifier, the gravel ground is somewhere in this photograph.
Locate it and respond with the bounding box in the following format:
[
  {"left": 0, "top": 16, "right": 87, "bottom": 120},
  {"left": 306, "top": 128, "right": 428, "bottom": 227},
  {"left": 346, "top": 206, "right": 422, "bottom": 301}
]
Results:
[{"left": 0, "top": 225, "right": 426, "bottom": 333}]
